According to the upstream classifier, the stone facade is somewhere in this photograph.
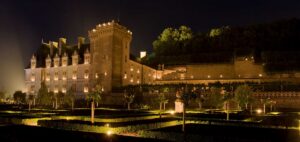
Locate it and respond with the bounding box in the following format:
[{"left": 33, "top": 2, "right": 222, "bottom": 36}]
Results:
[
  {"left": 25, "top": 21, "right": 300, "bottom": 98},
  {"left": 24, "top": 21, "right": 158, "bottom": 97}
]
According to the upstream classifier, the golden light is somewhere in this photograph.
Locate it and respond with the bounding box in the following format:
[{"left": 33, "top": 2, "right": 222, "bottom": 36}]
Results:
[
  {"left": 62, "top": 88, "right": 66, "bottom": 93},
  {"left": 84, "top": 87, "right": 89, "bottom": 93},
  {"left": 31, "top": 76, "right": 35, "bottom": 82},
  {"left": 105, "top": 123, "right": 110, "bottom": 127},
  {"left": 72, "top": 75, "right": 77, "bottom": 80},
  {"left": 169, "top": 110, "right": 175, "bottom": 115},
  {"left": 256, "top": 109, "right": 262, "bottom": 114},
  {"left": 106, "top": 130, "right": 112, "bottom": 136}
]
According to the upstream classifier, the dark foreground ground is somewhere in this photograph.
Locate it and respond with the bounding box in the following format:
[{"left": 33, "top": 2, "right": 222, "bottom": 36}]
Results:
[
  {"left": 0, "top": 125, "right": 169, "bottom": 142},
  {"left": 153, "top": 124, "right": 300, "bottom": 142}
]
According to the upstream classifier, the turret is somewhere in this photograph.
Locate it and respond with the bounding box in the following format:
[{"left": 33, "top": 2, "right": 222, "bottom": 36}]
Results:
[{"left": 30, "top": 54, "right": 36, "bottom": 69}]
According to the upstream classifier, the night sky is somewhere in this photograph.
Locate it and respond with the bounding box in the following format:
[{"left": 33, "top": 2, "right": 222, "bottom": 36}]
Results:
[{"left": 1, "top": 0, "right": 300, "bottom": 94}]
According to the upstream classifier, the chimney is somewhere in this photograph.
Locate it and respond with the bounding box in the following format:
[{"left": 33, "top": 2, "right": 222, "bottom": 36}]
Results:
[
  {"left": 49, "top": 41, "right": 53, "bottom": 56},
  {"left": 77, "top": 37, "right": 85, "bottom": 49},
  {"left": 58, "top": 38, "right": 67, "bottom": 56}
]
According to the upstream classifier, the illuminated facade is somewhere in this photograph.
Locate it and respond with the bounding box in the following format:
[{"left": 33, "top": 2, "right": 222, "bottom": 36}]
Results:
[
  {"left": 25, "top": 21, "right": 298, "bottom": 97},
  {"left": 24, "top": 21, "right": 158, "bottom": 97}
]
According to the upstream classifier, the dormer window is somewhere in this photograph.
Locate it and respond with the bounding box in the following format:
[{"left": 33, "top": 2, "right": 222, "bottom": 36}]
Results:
[
  {"left": 72, "top": 51, "right": 78, "bottom": 66},
  {"left": 53, "top": 53, "right": 60, "bottom": 67},
  {"left": 62, "top": 52, "right": 68, "bottom": 67}
]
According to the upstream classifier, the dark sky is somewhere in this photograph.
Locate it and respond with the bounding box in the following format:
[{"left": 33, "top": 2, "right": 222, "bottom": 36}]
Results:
[{"left": 1, "top": 0, "right": 300, "bottom": 94}]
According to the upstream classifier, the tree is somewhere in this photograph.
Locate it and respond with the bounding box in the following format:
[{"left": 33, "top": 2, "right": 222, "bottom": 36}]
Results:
[
  {"left": 180, "top": 86, "right": 197, "bottom": 132},
  {"left": 37, "top": 82, "right": 51, "bottom": 106},
  {"left": 260, "top": 98, "right": 273, "bottom": 114},
  {"left": 28, "top": 94, "right": 35, "bottom": 112},
  {"left": 152, "top": 25, "right": 193, "bottom": 57},
  {"left": 64, "top": 85, "right": 76, "bottom": 111},
  {"left": 222, "top": 89, "right": 233, "bottom": 120},
  {"left": 0, "top": 91, "right": 6, "bottom": 103},
  {"left": 13, "top": 91, "right": 26, "bottom": 105},
  {"left": 205, "top": 87, "right": 224, "bottom": 109},
  {"left": 87, "top": 81, "right": 103, "bottom": 124},
  {"left": 157, "top": 93, "right": 168, "bottom": 119},
  {"left": 234, "top": 85, "right": 254, "bottom": 110},
  {"left": 124, "top": 89, "right": 135, "bottom": 110},
  {"left": 195, "top": 93, "right": 205, "bottom": 110}
]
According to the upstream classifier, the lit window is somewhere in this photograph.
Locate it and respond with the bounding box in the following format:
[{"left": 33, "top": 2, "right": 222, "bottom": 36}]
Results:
[
  {"left": 46, "top": 72, "right": 50, "bottom": 81},
  {"left": 124, "top": 73, "right": 127, "bottom": 79},
  {"left": 72, "top": 70, "right": 77, "bottom": 80},
  {"left": 54, "top": 72, "right": 58, "bottom": 81},
  {"left": 220, "top": 74, "right": 223, "bottom": 78},
  {"left": 190, "top": 75, "right": 194, "bottom": 79},
  {"left": 31, "top": 76, "right": 35, "bottom": 82},
  {"left": 130, "top": 78, "right": 133, "bottom": 83},
  {"left": 54, "top": 86, "right": 58, "bottom": 93},
  {"left": 207, "top": 75, "right": 211, "bottom": 78},
  {"left": 62, "top": 71, "right": 67, "bottom": 80},
  {"left": 259, "top": 74, "right": 263, "bottom": 77},
  {"left": 137, "top": 80, "right": 140, "bottom": 84},
  {"left": 95, "top": 73, "right": 98, "bottom": 79},
  {"left": 84, "top": 70, "right": 89, "bottom": 79},
  {"left": 62, "top": 88, "right": 66, "bottom": 93},
  {"left": 104, "top": 72, "right": 107, "bottom": 76},
  {"left": 137, "top": 70, "right": 140, "bottom": 74},
  {"left": 84, "top": 86, "right": 89, "bottom": 93},
  {"left": 130, "top": 68, "right": 133, "bottom": 72}
]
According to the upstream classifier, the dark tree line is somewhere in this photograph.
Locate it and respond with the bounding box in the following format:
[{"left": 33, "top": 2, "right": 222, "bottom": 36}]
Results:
[{"left": 142, "top": 18, "right": 300, "bottom": 72}]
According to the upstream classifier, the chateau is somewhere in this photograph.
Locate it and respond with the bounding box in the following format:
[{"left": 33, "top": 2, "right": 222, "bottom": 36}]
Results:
[
  {"left": 25, "top": 21, "right": 158, "bottom": 97},
  {"left": 25, "top": 21, "right": 300, "bottom": 97}
]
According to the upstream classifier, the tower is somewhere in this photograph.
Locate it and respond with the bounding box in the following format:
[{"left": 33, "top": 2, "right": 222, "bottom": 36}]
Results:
[{"left": 88, "top": 20, "right": 132, "bottom": 92}]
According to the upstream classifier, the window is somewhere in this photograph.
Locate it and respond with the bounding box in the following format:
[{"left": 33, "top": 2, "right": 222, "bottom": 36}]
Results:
[
  {"left": 46, "top": 72, "right": 50, "bottom": 81},
  {"left": 62, "top": 71, "right": 67, "bottom": 80},
  {"left": 124, "top": 72, "right": 127, "bottom": 79},
  {"left": 84, "top": 70, "right": 89, "bottom": 79},
  {"left": 72, "top": 70, "right": 77, "bottom": 80},
  {"left": 54, "top": 72, "right": 58, "bottom": 81},
  {"left": 84, "top": 84, "right": 89, "bottom": 93},
  {"left": 31, "top": 73, "right": 35, "bottom": 82}
]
